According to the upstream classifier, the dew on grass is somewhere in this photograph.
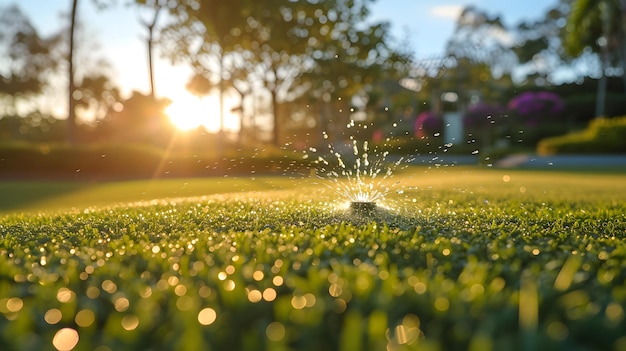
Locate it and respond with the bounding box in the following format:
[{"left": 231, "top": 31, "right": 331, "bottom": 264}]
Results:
[
  {"left": 263, "top": 288, "right": 277, "bottom": 301},
  {"left": 75, "top": 309, "right": 95, "bottom": 327},
  {"left": 102, "top": 280, "right": 117, "bottom": 294},
  {"left": 114, "top": 297, "right": 130, "bottom": 312},
  {"left": 52, "top": 328, "right": 79, "bottom": 351},
  {"left": 121, "top": 315, "right": 139, "bottom": 331},
  {"left": 266, "top": 321, "right": 285, "bottom": 341},
  {"left": 57, "top": 288, "right": 75, "bottom": 303},
  {"left": 45, "top": 308, "right": 63, "bottom": 324},
  {"left": 247, "top": 289, "right": 263, "bottom": 303},
  {"left": 4, "top": 297, "right": 23, "bottom": 312}
]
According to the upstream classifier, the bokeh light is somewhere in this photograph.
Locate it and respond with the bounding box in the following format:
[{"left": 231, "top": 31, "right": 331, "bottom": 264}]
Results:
[
  {"left": 52, "top": 328, "right": 79, "bottom": 351},
  {"left": 198, "top": 308, "right": 217, "bottom": 326}
]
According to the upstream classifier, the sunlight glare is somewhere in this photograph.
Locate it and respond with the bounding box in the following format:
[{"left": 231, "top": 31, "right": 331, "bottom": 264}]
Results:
[{"left": 165, "top": 94, "right": 221, "bottom": 132}]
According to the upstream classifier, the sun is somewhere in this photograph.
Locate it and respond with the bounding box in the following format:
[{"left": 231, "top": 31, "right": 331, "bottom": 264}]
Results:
[{"left": 165, "top": 93, "right": 222, "bottom": 132}]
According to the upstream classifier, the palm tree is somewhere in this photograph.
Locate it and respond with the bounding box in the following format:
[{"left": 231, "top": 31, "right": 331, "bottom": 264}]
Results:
[{"left": 565, "top": 0, "right": 626, "bottom": 115}]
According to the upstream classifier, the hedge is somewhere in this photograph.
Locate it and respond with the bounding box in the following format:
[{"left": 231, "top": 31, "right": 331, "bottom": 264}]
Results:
[
  {"left": 537, "top": 116, "right": 626, "bottom": 155},
  {"left": 0, "top": 142, "right": 308, "bottom": 180}
]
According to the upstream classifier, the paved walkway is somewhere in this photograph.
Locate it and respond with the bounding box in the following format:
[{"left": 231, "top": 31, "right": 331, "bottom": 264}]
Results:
[
  {"left": 495, "top": 154, "right": 626, "bottom": 169},
  {"left": 391, "top": 154, "right": 626, "bottom": 169}
]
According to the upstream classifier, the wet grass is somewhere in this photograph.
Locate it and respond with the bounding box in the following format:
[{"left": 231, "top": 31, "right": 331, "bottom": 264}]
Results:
[{"left": 0, "top": 167, "right": 625, "bottom": 350}]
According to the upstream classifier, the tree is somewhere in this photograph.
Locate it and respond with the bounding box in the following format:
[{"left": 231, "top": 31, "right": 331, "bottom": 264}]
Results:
[
  {"left": 564, "top": 0, "right": 626, "bottom": 116},
  {"left": 513, "top": 1, "right": 572, "bottom": 85},
  {"left": 134, "top": 0, "right": 169, "bottom": 98},
  {"left": 0, "top": 5, "right": 62, "bottom": 115},
  {"left": 161, "top": 0, "right": 407, "bottom": 146},
  {"left": 102, "top": 91, "right": 171, "bottom": 144},
  {"left": 242, "top": 0, "right": 409, "bottom": 145},
  {"left": 445, "top": 6, "right": 518, "bottom": 78},
  {"left": 566, "top": 1, "right": 626, "bottom": 84},
  {"left": 66, "top": 0, "right": 115, "bottom": 143},
  {"left": 160, "top": 0, "right": 251, "bottom": 135},
  {"left": 68, "top": 0, "right": 79, "bottom": 142},
  {"left": 442, "top": 57, "right": 514, "bottom": 104},
  {"left": 298, "top": 4, "right": 412, "bottom": 140},
  {"left": 73, "top": 74, "right": 122, "bottom": 124},
  {"left": 223, "top": 50, "right": 259, "bottom": 143}
]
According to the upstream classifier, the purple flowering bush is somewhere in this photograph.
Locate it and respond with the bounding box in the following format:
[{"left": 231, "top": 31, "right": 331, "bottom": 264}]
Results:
[
  {"left": 414, "top": 111, "right": 443, "bottom": 138},
  {"left": 508, "top": 91, "right": 565, "bottom": 125},
  {"left": 463, "top": 102, "right": 507, "bottom": 129}
]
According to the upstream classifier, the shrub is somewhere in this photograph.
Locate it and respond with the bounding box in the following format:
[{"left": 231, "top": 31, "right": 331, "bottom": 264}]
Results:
[
  {"left": 508, "top": 91, "right": 565, "bottom": 125},
  {"left": 563, "top": 93, "right": 626, "bottom": 124},
  {"left": 463, "top": 102, "right": 507, "bottom": 129},
  {"left": 414, "top": 111, "right": 443, "bottom": 138},
  {"left": 537, "top": 115, "right": 626, "bottom": 154},
  {"left": 0, "top": 142, "right": 308, "bottom": 179}
]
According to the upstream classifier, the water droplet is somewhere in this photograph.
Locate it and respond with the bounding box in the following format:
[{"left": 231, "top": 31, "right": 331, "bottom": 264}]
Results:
[
  {"left": 266, "top": 322, "right": 286, "bottom": 341},
  {"left": 75, "top": 309, "right": 95, "bottom": 328},
  {"left": 52, "top": 328, "right": 79, "bottom": 351},
  {"left": 45, "top": 309, "right": 63, "bottom": 324},
  {"left": 198, "top": 308, "right": 217, "bottom": 325}
]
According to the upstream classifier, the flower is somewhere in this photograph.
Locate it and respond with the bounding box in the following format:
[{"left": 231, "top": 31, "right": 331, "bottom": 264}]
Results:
[
  {"left": 414, "top": 111, "right": 443, "bottom": 138},
  {"left": 508, "top": 91, "right": 565, "bottom": 125},
  {"left": 464, "top": 102, "right": 506, "bottom": 129}
]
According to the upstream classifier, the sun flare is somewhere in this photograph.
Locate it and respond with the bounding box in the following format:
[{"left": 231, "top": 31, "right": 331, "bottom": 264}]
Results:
[{"left": 165, "top": 94, "right": 222, "bottom": 132}]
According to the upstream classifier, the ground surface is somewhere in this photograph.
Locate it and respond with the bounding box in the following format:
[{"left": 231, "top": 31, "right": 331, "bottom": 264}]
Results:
[{"left": 0, "top": 167, "right": 625, "bottom": 350}]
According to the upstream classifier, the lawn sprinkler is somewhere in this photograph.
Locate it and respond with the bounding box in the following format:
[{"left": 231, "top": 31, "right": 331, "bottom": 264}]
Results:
[{"left": 350, "top": 201, "right": 376, "bottom": 215}]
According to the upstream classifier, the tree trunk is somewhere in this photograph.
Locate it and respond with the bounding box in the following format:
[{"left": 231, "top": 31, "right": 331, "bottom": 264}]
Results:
[
  {"left": 270, "top": 89, "right": 279, "bottom": 146},
  {"left": 145, "top": 7, "right": 161, "bottom": 99},
  {"left": 67, "top": 0, "right": 78, "bottom": 143},
  {"left": 596, "top": 2, "right": 610, "bottom": 117},
  {"left": 218, "top": 52, "right": 225, "bottom": 134}
]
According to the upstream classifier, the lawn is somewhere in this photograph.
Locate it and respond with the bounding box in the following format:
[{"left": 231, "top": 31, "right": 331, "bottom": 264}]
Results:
[{"left": 0, "top": 167, "right": 625, "bottom": 350}]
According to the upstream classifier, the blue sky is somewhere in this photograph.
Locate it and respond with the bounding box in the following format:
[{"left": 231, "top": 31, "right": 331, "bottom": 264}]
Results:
[{"left": 3, "top": 0, "right": 559, "bottom": 127}]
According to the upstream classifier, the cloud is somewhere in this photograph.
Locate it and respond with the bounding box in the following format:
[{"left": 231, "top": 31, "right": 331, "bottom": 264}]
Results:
[{"left": 430, "top": 5, "right": 464, "bottom": 19}]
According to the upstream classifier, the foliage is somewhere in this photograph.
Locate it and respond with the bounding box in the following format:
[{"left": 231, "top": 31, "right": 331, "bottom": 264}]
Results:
[
  {"left": 74, "top": 75, "right": 123, "bottom": 122},
  {"left": 0, "top": 170, "right": 625, "bottom": 350},
  {"left": 66, "top": 0, "right": 117, "bottom": 142},
  {"left": 537, "top": 115, "right": 626, "bottom": 154},
  {"left": 564, "top": 0, "right": 625, "bottom": 57},
  {"left": 562, "top": 92, "right": 626, "bottom": 123},
  {"left": 160, "top": 0, "right": 408, "bottom": 145},
  {"left": 508, "top": 91, "right": 566, "bottom": 125},
  {"left": 512, "top": 1, "right": 573, "bottom": 83},
  {"left": 445, "top": 6, "right": 517, "bottom": 76},
  {"left": 0, "top": 140, "right": 309, "bottom": 180},
  {"left": 0, "top": 113, "right": 66, "bottom": 142},
  {"left": 97, "top": 91, "right": 173, "bottom": 145},
  {"left": 564, "top": 0, "right": 626, "bottom": 93},
  {"left": 414, "top": 111, "right": 443, "bottom": 139},
  {"left": 0, "top": 5, "right": 62, "bottom": 106},
  {"left": 435, "top": 57, "right": 513, "bottom": 106},
  {"left": 463, "top": 102, "right": 507, "bottom": 129}
]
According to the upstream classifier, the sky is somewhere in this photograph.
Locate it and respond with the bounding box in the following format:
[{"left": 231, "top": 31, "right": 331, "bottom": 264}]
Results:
[{"left": 3, "top": 0, "right": 558, "bottom": 130}]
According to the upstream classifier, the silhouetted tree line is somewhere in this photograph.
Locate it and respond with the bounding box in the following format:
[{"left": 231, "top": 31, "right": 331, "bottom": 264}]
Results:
[{"left": 1, "top": 0, "right": 625, "bottom": 150}]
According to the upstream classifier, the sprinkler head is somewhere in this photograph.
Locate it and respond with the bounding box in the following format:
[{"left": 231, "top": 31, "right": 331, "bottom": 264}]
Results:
[{"left": 350, "top": 201, "right": 376, "bottom": 215}]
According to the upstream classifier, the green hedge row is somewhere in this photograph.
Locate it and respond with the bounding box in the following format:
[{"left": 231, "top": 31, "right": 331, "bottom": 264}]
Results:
[
  {"left": 537, "top": 116, "right": 626, "bottom": 155},
  {"left": 0, "top": 142, "right": 308, "bottom": 180}
]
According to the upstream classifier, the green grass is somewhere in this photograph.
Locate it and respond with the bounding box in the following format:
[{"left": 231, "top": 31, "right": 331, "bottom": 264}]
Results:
[
  {"left": 1, "top": 167, "right": 625, "bottom": 350},
  {"left": 0, "top": 176, "right": 308, "bottom": 215}
]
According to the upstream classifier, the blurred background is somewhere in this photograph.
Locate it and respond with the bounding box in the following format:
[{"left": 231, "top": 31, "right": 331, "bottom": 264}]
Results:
[{"left": 1, "top": 0, "right": 625, "bottom": 179}]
